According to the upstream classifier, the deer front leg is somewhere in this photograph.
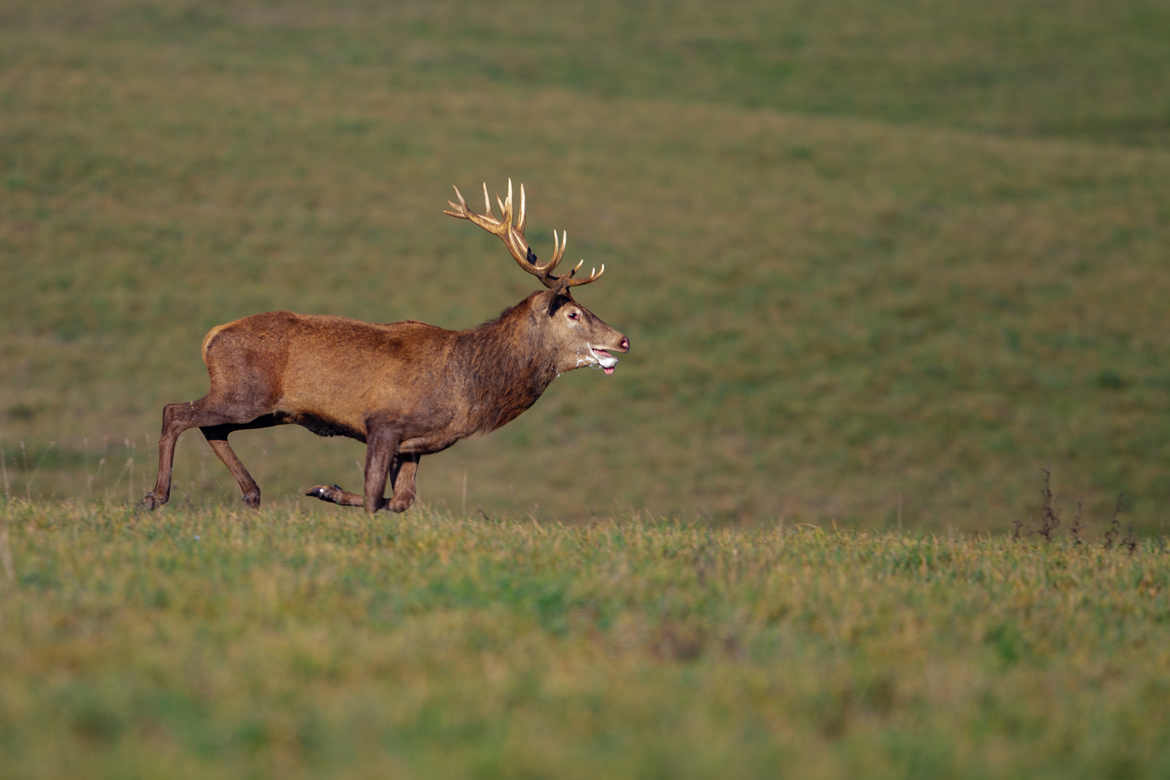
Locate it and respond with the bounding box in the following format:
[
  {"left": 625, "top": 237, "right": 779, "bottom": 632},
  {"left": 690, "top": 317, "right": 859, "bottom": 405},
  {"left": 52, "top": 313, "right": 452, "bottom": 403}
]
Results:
[
  {"left": 386, "top": 453, "right": 420, "bottom": 513},
  {"left": 304, "top": 484, "right": 364, "bottom": 507},
  {"left": 304, "top": 454, "right": 421, "bottom": 511},
  {"left": 360, "top": 424, "right": 400, "bottom": 514},
  {"left": 304, "top": 423, "right": 402, "bottom": 513}
]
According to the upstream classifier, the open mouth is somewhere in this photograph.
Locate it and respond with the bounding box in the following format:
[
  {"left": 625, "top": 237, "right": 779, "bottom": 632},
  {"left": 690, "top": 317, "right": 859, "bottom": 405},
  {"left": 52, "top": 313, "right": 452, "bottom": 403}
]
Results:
[{"left": 588, "top": 346, "right": 619, "bottom": 375}]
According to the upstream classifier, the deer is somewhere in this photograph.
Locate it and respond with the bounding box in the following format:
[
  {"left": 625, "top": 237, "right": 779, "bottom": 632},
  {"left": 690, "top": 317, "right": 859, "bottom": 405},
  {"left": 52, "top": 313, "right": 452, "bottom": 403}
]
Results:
[{"left": 142, "top": 180, "right": 630, "bottom": 514}]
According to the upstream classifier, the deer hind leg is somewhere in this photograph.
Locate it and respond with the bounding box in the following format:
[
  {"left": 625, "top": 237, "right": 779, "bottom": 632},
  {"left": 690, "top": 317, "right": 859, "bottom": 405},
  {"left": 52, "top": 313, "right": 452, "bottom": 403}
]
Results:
[
  {"left": 143, "top": 398, "right": 275, "bottom": 510},
  {"left": 201, "top": 424, "right": 266, "bottom": 508},
  {"left": 144, "top": 400, "right": 206, "bottom": 509}
]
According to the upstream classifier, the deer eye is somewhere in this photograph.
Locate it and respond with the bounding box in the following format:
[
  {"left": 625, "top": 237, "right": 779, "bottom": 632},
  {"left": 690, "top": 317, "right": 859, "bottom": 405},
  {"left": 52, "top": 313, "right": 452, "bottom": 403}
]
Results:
[{"left": 567, "top": 310, "right": 580, "bottom": 321}]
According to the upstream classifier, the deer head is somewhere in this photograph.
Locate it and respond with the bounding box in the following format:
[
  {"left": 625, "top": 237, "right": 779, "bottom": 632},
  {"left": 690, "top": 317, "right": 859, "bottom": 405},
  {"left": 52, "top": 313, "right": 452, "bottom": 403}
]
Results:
[{"left": 444, "top": 180, "right": 630, "bottom": 375}]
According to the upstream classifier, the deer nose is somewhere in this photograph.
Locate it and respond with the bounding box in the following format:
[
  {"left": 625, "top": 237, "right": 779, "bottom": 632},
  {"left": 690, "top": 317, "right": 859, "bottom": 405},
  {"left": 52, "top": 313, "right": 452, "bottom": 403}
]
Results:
[{"left": 618, "top": 336, "right": 630, "bottom": 352}]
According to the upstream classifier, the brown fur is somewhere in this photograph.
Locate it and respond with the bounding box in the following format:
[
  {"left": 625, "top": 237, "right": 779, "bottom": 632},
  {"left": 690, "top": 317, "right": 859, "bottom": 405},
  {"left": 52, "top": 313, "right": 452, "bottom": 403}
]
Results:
[{"left": 143, "top": 290, "right": 628, "bottom": 513}]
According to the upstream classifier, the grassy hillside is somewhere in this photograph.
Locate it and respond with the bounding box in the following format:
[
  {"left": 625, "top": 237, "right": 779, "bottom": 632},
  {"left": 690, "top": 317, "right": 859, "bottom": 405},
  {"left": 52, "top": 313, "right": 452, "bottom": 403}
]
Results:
[
  {"left": 3, "top": 500, "right": 1168, "bottom": 778},
  {"left": 2, "top": 0, "right": 1169, "bottom": 530}
]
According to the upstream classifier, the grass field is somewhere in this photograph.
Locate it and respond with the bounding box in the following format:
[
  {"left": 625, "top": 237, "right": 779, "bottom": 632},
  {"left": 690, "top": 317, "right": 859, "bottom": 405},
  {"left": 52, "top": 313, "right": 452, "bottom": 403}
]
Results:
[
  {"left": 2, "top": 0, "right": 1169, "bottom": 530},
  {"left": 2, "top": 1, "right": 1170, "bottom": 776},
  {"left": 3, "top": 500, "right": 1169, "bottom": 779}
]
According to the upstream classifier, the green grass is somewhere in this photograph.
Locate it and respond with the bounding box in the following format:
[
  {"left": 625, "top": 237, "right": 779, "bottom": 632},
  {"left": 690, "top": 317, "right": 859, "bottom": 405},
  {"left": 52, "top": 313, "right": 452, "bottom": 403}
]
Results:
[{"left": 2, "top": 499, "right": 1169, "bottom": 778}]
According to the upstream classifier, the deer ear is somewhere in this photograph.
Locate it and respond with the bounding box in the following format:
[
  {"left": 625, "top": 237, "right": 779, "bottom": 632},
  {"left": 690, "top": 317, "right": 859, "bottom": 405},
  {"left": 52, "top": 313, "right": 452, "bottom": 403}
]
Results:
[{"left": 546, "top": 293, "right": 571, "bottom": 317}]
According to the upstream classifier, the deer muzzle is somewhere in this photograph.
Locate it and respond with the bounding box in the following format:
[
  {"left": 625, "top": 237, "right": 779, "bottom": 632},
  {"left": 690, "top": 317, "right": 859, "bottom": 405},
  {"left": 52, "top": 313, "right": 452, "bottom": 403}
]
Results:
[{"left": 588, "top": 335, "right": 629, "bottom": 375}]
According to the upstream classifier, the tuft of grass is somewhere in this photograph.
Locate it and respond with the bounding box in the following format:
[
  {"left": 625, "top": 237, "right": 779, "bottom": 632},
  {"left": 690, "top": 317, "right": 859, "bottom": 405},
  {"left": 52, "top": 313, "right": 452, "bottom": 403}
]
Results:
[
  {"left": 1037, "top": 467, "right": 1060, "bottom": 543},
  {"left": 2, "top": 500, "right": 1169, "bottom": 778},
  {"left": 1018, "top": 471, "right": 1158, "bottom": 553}
]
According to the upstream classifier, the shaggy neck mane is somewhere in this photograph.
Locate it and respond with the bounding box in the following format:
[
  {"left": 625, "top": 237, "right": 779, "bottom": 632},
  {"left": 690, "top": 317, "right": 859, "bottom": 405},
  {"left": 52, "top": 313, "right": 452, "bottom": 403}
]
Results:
[{"left": 453, "top": 296, "right": 559, "bottom": 433}]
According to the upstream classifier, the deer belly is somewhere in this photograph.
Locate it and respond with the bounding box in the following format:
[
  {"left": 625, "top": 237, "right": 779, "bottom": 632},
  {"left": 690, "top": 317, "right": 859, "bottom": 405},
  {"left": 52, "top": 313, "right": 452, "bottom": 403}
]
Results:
[
  {"left": 286, "top": 411, "right": 364, "bottom": 440},
  {"left": 399, "top": 433, "right": 460, "bottom": 456}
]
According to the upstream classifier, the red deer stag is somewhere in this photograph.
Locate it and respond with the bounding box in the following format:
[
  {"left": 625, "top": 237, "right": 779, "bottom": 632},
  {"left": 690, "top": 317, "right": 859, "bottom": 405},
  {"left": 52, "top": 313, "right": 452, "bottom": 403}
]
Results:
[{"left": 142, "top": 180, "right": 629, "bottom": 514}]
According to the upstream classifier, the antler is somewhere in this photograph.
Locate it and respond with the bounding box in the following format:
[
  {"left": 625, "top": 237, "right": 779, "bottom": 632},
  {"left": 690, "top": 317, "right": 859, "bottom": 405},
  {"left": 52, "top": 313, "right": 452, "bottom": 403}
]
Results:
[{"left": 443, "top": 179, "right": 605, "bottom": 293}]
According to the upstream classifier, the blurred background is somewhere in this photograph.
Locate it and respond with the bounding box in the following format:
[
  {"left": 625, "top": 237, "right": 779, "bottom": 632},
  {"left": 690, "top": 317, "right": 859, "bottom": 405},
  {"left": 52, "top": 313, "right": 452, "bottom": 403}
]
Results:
[{"left": 2, "top": 0, "right": 1168, "bottom": 532}]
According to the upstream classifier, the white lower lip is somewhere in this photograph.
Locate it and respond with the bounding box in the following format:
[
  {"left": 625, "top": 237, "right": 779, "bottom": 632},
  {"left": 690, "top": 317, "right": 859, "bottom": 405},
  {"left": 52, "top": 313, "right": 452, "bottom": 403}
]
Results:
[{"left": 589, "top": 346, "right": 618, "bottom": 369}]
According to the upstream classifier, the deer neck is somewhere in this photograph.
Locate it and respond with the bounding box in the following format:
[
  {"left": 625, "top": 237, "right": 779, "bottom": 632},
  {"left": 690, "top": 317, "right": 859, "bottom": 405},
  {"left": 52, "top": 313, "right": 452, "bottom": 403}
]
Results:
[{"left": 455, "top": 298, "right": 559, "bottom": 433}]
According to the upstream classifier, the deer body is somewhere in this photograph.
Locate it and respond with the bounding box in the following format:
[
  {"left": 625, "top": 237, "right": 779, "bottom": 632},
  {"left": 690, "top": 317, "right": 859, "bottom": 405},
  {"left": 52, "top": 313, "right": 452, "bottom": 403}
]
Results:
[
  {"left": 203, "top": 299, "right": 561, "bottom": 450},
  {"left": 144, "top": 181, "right": 628, "bottom": 514}
]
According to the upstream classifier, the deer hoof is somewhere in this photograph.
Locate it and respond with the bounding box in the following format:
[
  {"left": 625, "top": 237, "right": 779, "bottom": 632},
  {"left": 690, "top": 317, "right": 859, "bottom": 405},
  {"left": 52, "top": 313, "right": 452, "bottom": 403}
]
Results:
[
  {"left": 387, "top": 492, "right": 416, "bottom": 513},
  {"left": 242, "top": 489, "right": 261, "bottom": 509},
  {"left": 142, "top": 492, "right": 163, "bottom": 511}
]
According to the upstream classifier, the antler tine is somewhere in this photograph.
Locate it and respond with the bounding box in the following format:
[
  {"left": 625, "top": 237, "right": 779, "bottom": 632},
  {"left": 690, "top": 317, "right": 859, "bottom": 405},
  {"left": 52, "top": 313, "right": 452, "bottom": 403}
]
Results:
[
  {"left": 518, "top": 228, "right": 565, "bottom": 275},
  {"left": 497, "top": 181, "right": 534, "bottom": 267},
  {"left": 545, "top": 229, "right": 565, "bottom": 273},
  {"left": 498, "top": 179, "right": 513, "bottom": 226},
  {"left": 482, "top": 182, "right": 492, "bottom": 216},
  {"left": 503, "top": 179, "right": 542, "bottom": 271},
  {"left": 517, "top": 183, "right": 527, "bottom": 233},
  {"left": 444, "top": 184, "right": 468, "bottom": 217},
  {"left": 562, "top": 261, "right": 605, "bottom": 289}
]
